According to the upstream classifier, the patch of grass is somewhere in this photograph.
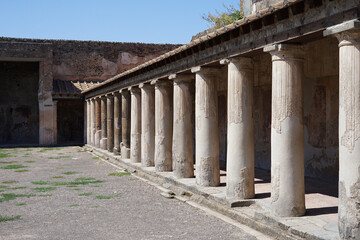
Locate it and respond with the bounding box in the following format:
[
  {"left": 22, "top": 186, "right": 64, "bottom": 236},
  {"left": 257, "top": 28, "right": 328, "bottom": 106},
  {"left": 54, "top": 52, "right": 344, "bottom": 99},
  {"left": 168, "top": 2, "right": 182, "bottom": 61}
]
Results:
[
  {"left": 39, "top": 194, "right": 52, "bottom": 197},
  {"left": 22, "top": 155, "right": 30, "bottom": 158},
  {"left": 32, "top": 187, "right": 56, "bottom": 192},
  {"left": 32, "top": 181, "right": 49, "bottom": 185},
  {"left": 66, "top": 185, "right": 77, "bottom": 188},
  {"left": 0, "top": 153, "right": 11, "bottom": 159},
  {"left": 95, "top": 193, "right": 121, "bottom": 200},
  {"left": 92, "top": 185, "right": 101, "bottom": 188},
  {"left": 8, "top": 186, "right": 27, "bottom": 190},
  {"left": 72, "top": 188, "right": 81, "bottom": 191},
  {"left": 56, "top": 167, "right": 64, "bottom": 169},
  {"left": 24, "top": 160, "right": 35, "bottom": 163},
  {"left": 39, "top": 147, "right": 61, "bottom": 152},
  {"left": 16, "top": 203, "right": 26, "bottom": 206},
  {"left": 0, "top": 215, "right": 21, "bottom": 222},
  {"left": 0, "top": 193, "right": 35, "bottom": 202},
  {"left": 70, "top": 204, "right": 80, "bottom": 207},
  {"left": 79, "top": 192, "right": 92, "bottom": 196},
  {"left": 129, "top": 178, "right": 138, "bottom": 181},
  {"left": 92, "top": 157, "right": 99, "bottom": 160},
  {"left": 62, "top": 171, "right": 78, "bottom": 175},
  {"left": 75, "top": 177, "right": 95, "bottom": 181},
  {"left": 25, "top": 149, "right": 33, "bottom": 152},
  {"left": 15, "top": 169, "right": 29, "bottom": 172},
  {"left": 108, "top": 172, "right": 131, "bottom": 177},
  {"left": 2, "top": 180, "right": 18, "bottom": 184},
  {"left": 52, "top": 176, "right": 64, "bottom": 179},
  {"left": 1, "top": 164, "right": 28, "bottom": 170},
  {"left": 48, "top": 156, "right": 71, "bottom": 159},
  {"left": 91, "top": 205, "right": 99, "bottom": 208},
  {"left": 32, "top": 179, "right": 104, "bottom": 187},
  {"left": 0, "top": 161, "right": 17, "bottom": 164},
  {"left": 0, "top": 185, "right": 7, "bottom": 189}
]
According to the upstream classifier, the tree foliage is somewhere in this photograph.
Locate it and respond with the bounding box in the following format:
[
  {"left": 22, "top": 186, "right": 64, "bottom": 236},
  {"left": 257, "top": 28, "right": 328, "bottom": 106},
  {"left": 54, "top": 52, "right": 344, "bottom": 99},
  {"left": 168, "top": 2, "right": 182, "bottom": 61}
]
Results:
[{"left": 202, "top": 4, "right": 243, "bottom": 29}]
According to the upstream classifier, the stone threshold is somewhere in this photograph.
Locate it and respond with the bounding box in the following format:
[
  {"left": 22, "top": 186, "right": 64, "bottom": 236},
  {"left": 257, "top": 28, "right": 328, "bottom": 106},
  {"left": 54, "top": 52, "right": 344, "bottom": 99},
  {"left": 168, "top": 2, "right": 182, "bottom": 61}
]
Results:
[{"left": 84, "top": 145, "right": 339, "bottom": 240}]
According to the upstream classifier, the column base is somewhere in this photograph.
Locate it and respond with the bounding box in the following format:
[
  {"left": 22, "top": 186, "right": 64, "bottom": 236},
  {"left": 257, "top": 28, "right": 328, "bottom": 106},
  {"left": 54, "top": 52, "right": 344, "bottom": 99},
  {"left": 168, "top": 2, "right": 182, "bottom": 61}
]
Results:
[
  {"left": 113, "top": 147, "right": 120, "bottom": 155},
  {"left": 100, "top": 138, "right": 107, "bottom": 150},
  {"left": 121, "top": 146, "right": 130, "bottom": 159},
  {"left": 95, "top": 130, "right": 101, "bottom": 148}
]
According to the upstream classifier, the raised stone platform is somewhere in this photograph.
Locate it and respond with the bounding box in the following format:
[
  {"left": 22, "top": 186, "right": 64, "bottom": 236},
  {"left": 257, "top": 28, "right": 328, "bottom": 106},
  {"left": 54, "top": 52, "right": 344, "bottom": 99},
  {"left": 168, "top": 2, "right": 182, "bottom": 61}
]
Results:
[{"left": 85, "top": 145, "right": 339, "bottom": 240}]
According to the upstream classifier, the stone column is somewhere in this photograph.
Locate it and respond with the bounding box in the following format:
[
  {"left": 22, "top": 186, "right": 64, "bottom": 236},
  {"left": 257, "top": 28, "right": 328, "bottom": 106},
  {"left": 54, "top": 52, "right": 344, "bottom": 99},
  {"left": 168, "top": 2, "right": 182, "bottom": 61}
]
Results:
[
  {"left": 336, "top": 29, "right": 360, "bottom": 239},
  {"left": 100, "top": 96, "right": 107, "bottom": 150},
  {"left": 106, "top": 94, "right": 114, "bottom": 152},
  {"left": 91, "top": 98, "right": 96, "bottom": 146},
  {"left": 264, "top": 44, "right": 305, "bottom": 217},
  {"left": 152, "top": 79, "right": 173, "bottom": 172},
  {"left": 191, "top": 66, "right": 220, "bottom": 187},
  {"left": 95, "top": 97, "right": 101, "bottom": 148},
  {"left": 171, "top": 74, "right": 194, "bottom": 178},
  {"left": 86, "top": 100, "right": 90, "bottom": 144},
  {"left": 222, "top": 57, "right": 255, "bottom": 199},
  {"left": 129, "top": 86, "right": 141, "bottom": 163},
  {"left": 113, "top": 92, "right": 121, "bottom": 155},
  {"left": 121, "top": 89, "right": 131, "bottom": 158},
  {"left": 139, "top": 83, "right": 155, "bottom": 167},
  {"left": 53, "top": 100, "right": 58, "bottom": 145}
]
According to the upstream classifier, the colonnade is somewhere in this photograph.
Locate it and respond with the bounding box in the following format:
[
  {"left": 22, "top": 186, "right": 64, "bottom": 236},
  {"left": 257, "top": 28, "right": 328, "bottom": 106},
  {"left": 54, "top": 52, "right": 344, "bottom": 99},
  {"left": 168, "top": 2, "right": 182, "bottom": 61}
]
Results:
[{"left": 86, "top": 29, "right": 360, "bottom": 238}]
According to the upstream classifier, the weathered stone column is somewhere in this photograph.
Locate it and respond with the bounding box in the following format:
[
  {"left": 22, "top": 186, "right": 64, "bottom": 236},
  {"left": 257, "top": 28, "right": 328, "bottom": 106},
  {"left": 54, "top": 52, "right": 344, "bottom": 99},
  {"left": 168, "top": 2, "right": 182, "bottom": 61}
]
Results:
[
  {"left": 95, "top": 97, "right": 101, "bottom": 148},
  {"left": 222, "top": 57, "right": 255, "bottom": 199},
  {"left": 91, "top": 98, "right": 96, "bottom": 146},
  {"left": 152, "top": 79, "right": 173, "bottom": 172},
  {"left": 113, "top": 92, "right": 121, "bottom": 155},
  {"left": 106, "top": 94, "right": 114, "bottom": 152},
  {"left": 264, "top": 44, "right": 305, "bottom": 217},
  {"left": 86, "top": 100, "right": 90, "bottom": 144},
  {"left": 129, "top": 86, "right": 141, "bottom": 163},
  {"left": 100, "top": 96, "right": 107, "bottom": 150},
  {"left": 121, "top": 89, "right": 131, "bottom": 158},
  {"left": 192, "top": 66, "right": 220, "bottom": 187},
  {"left": 336, "top": 29, "right": 360, "bottom": 239},
  {"left": 139, "top": 83, "right": 155, "bottom": 167},
  {"left": 171, "top": 74, "right": 194, "bottom": 178}
]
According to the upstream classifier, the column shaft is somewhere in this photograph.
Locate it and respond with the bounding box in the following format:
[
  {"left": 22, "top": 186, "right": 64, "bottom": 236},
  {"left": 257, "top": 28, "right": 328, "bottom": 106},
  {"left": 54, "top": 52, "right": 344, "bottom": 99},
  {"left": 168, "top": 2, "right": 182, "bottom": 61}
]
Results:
[
  {"left": 153, "top": 80, "right": 173, "bottom": 172},
  {"left": 86, "top": 100, "right": 91, "bottom": 144},
  {"left": 265, "top": 44, "right": 305, "bottom": 217},
  {"left": 130, "top": 87, "right": 141, "bottom": 163},
  {"left": 121, "top": 90, "right": 131, "bottom": 158},
  {"left": 91, "top": 99, "right": 96, "bottom": 146},
  {"left": 140, "top": 84, "right": 155, "bottom": 167},
  {"left": 226, "top": 57, "right": 255, "bottom": 199},
  {"left": 113, "top": 92, "right": 121, "bottom": 155},
  {"left": 172, "top": 76, "right": 194, "bottom": 178},
  {"left": 107, "top": 94, "right": 114, "bottom": 152},
  {"left": 192, "top": 67, "right": 220, "bottom": 187},
  {"left": 337, "top": 30, "right": 360, "bottom": 239},
  {"left": 100, "top": 96, "right": 107, "bottom": 150},
  {"left": 95, "top": 98, "right": 101, "bottom": 148}
]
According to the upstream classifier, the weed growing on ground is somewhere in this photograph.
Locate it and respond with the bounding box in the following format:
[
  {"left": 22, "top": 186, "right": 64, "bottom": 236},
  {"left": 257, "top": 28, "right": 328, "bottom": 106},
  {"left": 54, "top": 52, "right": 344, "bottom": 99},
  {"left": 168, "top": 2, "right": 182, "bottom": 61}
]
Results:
[
  {"left": 0, "top": 153, "right": 11, "bottom": 159},
  {"left": 0, "top": 161, "right": 17, "bottom": 164},
  {"left": 32, "top": 187, "right": 57, "bottom": 192},
  {"left": 56, "top": 167, "right": 64, "bottom": 169},
  {"left": 79, "top": 192, "right": 92, "bottom": 196},
  {"left": 92, "top": 157, "right": 99, "bottom": 160},
  {"left": 71, "top": 188, "right": 81, "bottom": 191},
  {"left": 31, "top": 181, "right": 48, "bottom": 185},
  {"left": 2, "top": 181, "right": 18, "bottom": 184},
  {"left": 0, "top": 193, "right": 35, "bottom": 202},
  {"left": 0, "top": 185, "right": 7, "bottom": 189},
  {"left": 24, "top": 160, "right": 35, "bottom": 163},
  {"left": 70, "top": 204, "right": 80, "bottom": 207},
  {"left": 95, "top": 193, "right": 121, "bottom": 200},
  {"left": 0, "top": 215, "right": 21, "bottom": 222},
  {"left": 52, "top": 176, "right": 64, "bottom": 179},
  {"left": 39, "top": 194, "right": 52, "bottom": 197},
  {"left": 14, "top": 169, "right": 29, "bottom": 172},
  {"left": 108, "top": 172, "right": 131, "bottom": 177},
  {"left": 129, "top": 178, "right": 138, "bottom": 181},
  {"left": 32, "top": 179, "right": 104, "bottom": 186},
  {"left": 48, "top": 156, "right": 71, "bottom": 159},
  {"left": 1, "top": 164, "right": 28, "bottom": 170},
  {"left": 39, "top": 148, "right": 61, "bottom": 153},
  {"left": 75, "top": 177, "right": 95, "bottom": 181},
  {"left": 25, "top": 149, "right": 33, "bottom": 152},
  {"left": 16, "top": 203, "right": 26, "bottom": 206},
  {"left": 8, "top": 186, "right": 27, "bottom": 190},
  {"left": 62, "top": 171, "right": 78, "bottom": 175}
]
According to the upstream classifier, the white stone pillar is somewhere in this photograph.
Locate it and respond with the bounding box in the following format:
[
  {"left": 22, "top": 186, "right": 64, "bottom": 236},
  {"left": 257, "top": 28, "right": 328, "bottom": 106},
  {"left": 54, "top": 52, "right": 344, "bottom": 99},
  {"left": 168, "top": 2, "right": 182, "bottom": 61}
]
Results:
[
  {"left": 113, "top": 92, "right": 121, "bottom": 155},
  {"left": 95, "top": 97, "right": 101, "bottom": 148},
  {"left": 91, "top": 98, "right": 96, "bottom": 146},
  {"left": 152, "top": 79, "right": 173, "bottom": 172},
  {"left": 121, "top": 89, "right": 131, "bottom": 158},
  {"left": 106, "top": 94, "right": 114, "bottom": 152},
  {"left": 140, "top": 83, "right": 155, "bottom": 167},
  {"left": 129, "top": 86, "right": 141, "bottom": 163},
  {"left": 223, "top": 57, "right": 255, "bottom": 199},
  {"left": 192, "top": 66, "right": 220, "bottom": 187},
  {"left": 171, "top": 74, "right": 194, "bottom": 178},
  {"left": 100, "top": 96, "right": 107, "bottom": 150},
  {"left": 264, "top": 44, "right": 305, "bottom": 217},
  {"left": 336, "top": 29, "right": 360, "bottom": 239},
  {"left": 86, "top": 100, "right": 90, "bottom": 144}
]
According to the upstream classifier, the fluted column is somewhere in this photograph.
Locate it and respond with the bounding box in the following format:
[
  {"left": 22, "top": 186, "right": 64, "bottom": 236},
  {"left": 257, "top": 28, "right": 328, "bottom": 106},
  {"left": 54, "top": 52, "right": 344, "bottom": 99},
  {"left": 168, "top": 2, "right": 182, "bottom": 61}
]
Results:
[
  {"left": 223, "top": 57, "right": 255, "bottom": 199},
  {"left": 100, "top": 96, "right": 107, "bottom": 150},
  {"left": 106, "top": 94, "right": 114, "bottom": 152},
  {"left": 171, "top": 74, "right": 194, "bottom": 178},
  {"left": 152, "top": 79, "right": 173, "bottom": 172},
  {"left": 121, "top": 89, "right": 131, "bottom": 158},
  {"left": 264, "top": 44, "right": 305, "bottom": 217},
  {"left": 192, "top": 66, "right": 220, "bottom": 187},
  {"left": 336, "top": 29, "right": 360, "bottom": 239},
  {"left": 140, "top": 83, "right": 155, "bottom": 167},
  {"left": 129, "top": 86, "right": 141, "bottom": 163},
  {"left": 95, "top": 97, "right": 101, "bottom": 148},
  {"left": 86, "top": 100, "right": 91, "bottom": 144},
  {"left": 91, "top": 98, "right": 96, "bottom": 146},
  {"left": 113, "top": 92, "right": 121, "bottom": 155}
]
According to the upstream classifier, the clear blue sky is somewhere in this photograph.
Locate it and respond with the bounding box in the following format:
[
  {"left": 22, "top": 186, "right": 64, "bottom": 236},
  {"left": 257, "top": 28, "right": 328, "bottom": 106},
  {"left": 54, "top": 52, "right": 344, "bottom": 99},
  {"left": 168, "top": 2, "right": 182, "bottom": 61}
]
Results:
[{"left": 0, "top": 0, "right": 240, "bottom": 44}]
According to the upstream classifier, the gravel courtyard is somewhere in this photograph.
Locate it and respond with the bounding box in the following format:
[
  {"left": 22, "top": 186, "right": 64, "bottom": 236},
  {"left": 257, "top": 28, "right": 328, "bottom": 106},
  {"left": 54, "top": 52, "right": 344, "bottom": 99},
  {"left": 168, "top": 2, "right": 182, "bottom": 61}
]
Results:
[{"left": 0, "top": 146, "right": 262, "bottom": 240}]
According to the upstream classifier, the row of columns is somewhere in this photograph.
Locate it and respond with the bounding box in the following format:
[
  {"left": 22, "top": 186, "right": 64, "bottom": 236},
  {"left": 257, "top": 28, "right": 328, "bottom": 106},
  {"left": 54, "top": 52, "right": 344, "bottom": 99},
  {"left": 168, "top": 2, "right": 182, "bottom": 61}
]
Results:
[{"left": 86, "top": 29, "right": 360, "bottom": 238}]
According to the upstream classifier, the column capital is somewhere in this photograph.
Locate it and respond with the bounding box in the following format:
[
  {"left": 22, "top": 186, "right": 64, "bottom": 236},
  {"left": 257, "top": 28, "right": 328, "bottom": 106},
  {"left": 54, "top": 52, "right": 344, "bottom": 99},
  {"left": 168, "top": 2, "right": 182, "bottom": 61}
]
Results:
[
  {"left": 151, "top": 79, "right": 172, "bottom": 87},
  {"left": 169, "top": 73, "right": 194, "bottom": 84},
  {"left": 128, "top": 86, "right": 140, "bottom": 93},
  {"left": 220, "top": 56, "right": 254, "bottom": 69},
  {"left": 105, "top": 93, "right": 114, "bottom": 99},
  {"left": 336, "top": 30, "right": 360, "bottom": 47},
  {"left": 264, "top": 44, "right": 304, "bottom": 61},
  {"left": 191, "top": 66, "right": 221, "bottom": 74},
  {"left": 139, "top": 82, "right": 153, "bottom": 89},
  {"left": 112, "top": 91, "right": 120, "bottom": 96},
  {"left": 120, "top": 88, "right": 129, "bottom": 95}
]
